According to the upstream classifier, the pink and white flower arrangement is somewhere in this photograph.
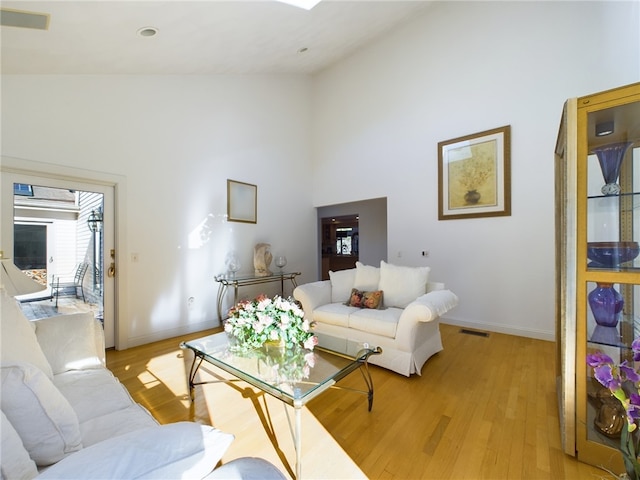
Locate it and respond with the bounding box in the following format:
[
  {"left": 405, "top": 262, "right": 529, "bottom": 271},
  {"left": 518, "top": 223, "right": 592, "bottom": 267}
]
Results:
[{"left": 225, "top": 294, "right": 317, "bottom": 351}]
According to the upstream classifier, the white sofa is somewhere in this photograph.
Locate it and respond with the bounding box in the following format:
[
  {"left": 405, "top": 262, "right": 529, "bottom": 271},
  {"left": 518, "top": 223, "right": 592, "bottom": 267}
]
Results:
[
  {"left": 293, "top": 261, "right": 458, "bottom": 376},
  {"left": 0, "top": 289, "right": 285, "bottom": 480}
]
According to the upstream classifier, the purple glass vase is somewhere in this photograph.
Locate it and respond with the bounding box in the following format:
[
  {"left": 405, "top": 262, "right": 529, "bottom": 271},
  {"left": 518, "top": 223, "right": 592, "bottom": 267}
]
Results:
[
  {"left": 588, "top": 283, "right": 623, "bottom": 327},
  {"left": 592, "top": 142, "right": 632, "bottom": 195}
]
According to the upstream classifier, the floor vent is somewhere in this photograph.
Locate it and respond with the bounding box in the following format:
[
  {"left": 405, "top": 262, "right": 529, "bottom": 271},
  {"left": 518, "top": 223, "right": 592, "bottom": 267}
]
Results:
[{"left": 460, "top": 328, "right": 490, "bottom": 338}]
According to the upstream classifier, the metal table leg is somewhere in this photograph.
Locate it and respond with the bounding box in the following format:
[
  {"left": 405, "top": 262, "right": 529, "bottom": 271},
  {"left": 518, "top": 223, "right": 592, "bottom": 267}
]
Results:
[
  {"left": 216, "top": 283, "right": 228, "bottom": 320},
  {"left": 295, "top": 406, "right": 302, "bottom": 479},
  {"left": 284, "top": 402, "right": 303, "bottom": 479}
]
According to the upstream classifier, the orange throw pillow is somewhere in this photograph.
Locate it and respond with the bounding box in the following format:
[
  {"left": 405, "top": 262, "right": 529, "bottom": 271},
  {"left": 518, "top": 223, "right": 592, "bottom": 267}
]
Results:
[{"left": 347, "top": 288, "right": 383, "bottom": 309}]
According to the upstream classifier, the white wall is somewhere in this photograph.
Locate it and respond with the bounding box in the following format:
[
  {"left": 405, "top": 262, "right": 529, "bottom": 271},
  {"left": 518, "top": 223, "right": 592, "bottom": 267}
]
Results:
[
  {"left": 2, "top": 1, "right": 638, "bottom": 346},
  {"left": 311, "top": 1, "right": 640, "bottom": 340},
  {"left": 1, "top": 74, "right": 316, "bottom": 347}
]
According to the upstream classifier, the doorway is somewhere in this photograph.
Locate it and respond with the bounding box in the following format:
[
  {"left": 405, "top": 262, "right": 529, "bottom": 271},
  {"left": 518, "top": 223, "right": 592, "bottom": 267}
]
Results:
[
  {"left": 13, "top": 183, "right": 104, "bottom": 306},
  {"left": 1, "top": 171, "right": 116, "bottom": 348},
  {"left": 321, "top": 215, "right": 359, "bottom": 280},
  {"left": 317, "top": 197, "right": 387, "bottom": 280}
]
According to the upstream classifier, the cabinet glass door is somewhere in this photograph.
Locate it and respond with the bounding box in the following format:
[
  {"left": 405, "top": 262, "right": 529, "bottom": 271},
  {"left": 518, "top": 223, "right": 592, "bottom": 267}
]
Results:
[
  {"left": 586, "top": 101, "right": 640, "bottom": 271},
  {"left": 581, "top": 90, "right": 640, "bottom": 465}
]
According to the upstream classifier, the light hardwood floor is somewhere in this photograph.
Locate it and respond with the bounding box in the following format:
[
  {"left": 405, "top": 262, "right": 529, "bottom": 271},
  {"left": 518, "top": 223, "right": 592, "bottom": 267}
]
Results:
[{"left": 106, "top": 324, "right": 614, "bottom": 479}]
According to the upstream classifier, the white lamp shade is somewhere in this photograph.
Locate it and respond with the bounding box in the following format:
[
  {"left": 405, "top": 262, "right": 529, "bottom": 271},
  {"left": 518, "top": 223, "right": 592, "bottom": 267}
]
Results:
[{"left": 0, "top": 260, "right": 46, "bottom": 297}]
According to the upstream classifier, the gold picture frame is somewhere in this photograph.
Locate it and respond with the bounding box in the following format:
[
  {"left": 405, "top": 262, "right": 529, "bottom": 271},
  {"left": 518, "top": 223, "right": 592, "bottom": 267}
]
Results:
[
  {"left": 227, "top": 179, "right": 257, "bottom": 224},
  {"left": 438, "top": 125, "right": 511, "bottom": 220}
]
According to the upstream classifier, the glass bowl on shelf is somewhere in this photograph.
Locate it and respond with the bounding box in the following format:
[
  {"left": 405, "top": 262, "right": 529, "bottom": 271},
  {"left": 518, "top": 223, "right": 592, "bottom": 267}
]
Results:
[{"left": 587, "top": 241, "right": 640, "bottom": 268}]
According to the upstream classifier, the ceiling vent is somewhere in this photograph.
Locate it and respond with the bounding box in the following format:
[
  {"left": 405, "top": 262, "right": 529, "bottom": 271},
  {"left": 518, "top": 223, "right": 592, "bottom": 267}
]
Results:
[{"left": 0, "top": 8, "right": 50, "bottom": 30}]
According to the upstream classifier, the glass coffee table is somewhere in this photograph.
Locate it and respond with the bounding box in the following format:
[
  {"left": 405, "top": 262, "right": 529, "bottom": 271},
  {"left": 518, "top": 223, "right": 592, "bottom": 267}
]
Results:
[{"left": 181, "top": 332, "right": 381, "bottom": 479}]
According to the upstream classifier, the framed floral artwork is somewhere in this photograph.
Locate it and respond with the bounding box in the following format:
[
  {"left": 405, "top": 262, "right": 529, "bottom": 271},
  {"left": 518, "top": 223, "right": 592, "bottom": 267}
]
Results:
[
  {"left": 438, "top": 125, "right": 511, "bottom": 220},
  {"left": 227, "top": 179, "right": 257, "bottom": 223}
]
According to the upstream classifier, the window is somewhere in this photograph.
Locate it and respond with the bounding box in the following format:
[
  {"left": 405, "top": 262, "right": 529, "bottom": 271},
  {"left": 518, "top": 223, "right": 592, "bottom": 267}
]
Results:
[
  {"left": 14, "top": 224, "right": 46, "bottom": 269},
  {"left": 336, "top": 227, "right": 353, "bottom": 255},
  {"left": 14, "top": 184, "right": 33, "bottom": 196}
]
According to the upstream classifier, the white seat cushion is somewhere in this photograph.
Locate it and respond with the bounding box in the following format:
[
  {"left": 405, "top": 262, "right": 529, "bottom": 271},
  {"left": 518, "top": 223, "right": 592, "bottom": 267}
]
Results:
[
  {"left": 1, "top": 362, "right": 82, "bottom": 466},
  {"left": 313, "top": 304, "right": 359, "bottom": 327},
  {"left": 348, "top": 308, "right": 401, "bottom": 339}
]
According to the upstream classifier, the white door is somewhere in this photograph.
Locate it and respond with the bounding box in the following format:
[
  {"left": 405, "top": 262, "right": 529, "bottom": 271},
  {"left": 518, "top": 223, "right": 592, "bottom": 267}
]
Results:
[{"left": 1, "top": 172, "right": 116, "bottom": 348}]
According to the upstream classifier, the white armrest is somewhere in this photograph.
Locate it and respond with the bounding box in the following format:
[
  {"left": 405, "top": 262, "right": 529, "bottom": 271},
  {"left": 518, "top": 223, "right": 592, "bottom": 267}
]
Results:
[
  {"left": 395, "top": 290, "right": 458, "bottom": 347},
  {"left": 34, "top": 313, "right": 105, "bottom": 374},
  {"left": 405, "top": 289, "right": 459, "bottom": 322},
  {"left": 205, "top": 457, "right": 286, "bottom": 479},
  {"left": 293, "top": 281, "right": 332, "bottom": 316}
]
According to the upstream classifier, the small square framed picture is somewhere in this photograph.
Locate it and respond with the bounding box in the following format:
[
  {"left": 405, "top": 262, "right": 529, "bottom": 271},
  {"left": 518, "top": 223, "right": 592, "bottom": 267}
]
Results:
[{"left": 227, "top": 179, "right": 257, "bottom": 224}]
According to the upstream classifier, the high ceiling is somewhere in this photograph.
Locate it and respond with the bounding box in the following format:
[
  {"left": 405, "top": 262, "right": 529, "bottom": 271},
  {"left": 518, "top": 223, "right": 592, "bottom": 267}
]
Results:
[{"left": 0, "top": 1, "right": 433, "bottom": 75}]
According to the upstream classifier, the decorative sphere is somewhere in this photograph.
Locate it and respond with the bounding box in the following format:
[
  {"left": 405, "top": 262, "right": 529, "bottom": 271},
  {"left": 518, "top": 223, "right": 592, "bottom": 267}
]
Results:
[
  {"left": 587, "top": 241, "right": 640, "bottom": 268},
  {"left": 601, "top": 183, "right": 621, "bottom": 195}
]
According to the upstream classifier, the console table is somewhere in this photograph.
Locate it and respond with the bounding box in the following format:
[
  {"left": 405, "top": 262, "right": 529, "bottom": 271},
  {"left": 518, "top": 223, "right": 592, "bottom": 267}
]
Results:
[{"left": 214, "top": 272, "right": 300, "bottom": 320}]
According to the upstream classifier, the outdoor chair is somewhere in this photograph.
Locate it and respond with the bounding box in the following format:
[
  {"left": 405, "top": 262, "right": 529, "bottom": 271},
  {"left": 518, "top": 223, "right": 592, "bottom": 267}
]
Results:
[{"left": 50, "top": 263, "right": 89, "bottom": 308}]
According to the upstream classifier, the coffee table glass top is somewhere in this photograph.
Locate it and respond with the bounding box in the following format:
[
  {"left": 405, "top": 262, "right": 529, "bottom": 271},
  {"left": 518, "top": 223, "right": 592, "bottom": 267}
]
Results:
[{"left": 182, "top": 332, "right": 378, "bottom": 406}]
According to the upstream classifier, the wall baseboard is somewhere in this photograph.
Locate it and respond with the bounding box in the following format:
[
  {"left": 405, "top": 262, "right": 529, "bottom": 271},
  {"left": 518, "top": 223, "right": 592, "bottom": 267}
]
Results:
[
  {"left": 126, "top": 319, "right": 221, "bottom": 349},
  {"left": 441, "top": 316, "right": 554, "bottom": 342}
]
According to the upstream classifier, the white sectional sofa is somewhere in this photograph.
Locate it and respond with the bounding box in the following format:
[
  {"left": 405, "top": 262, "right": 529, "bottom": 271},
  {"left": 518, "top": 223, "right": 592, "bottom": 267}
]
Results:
[
  {"left": 293, "top": 261, "right": 458, "bottom": 376},
  {"left": 0, "top": 289, "right": 284, "bottom": 480}
]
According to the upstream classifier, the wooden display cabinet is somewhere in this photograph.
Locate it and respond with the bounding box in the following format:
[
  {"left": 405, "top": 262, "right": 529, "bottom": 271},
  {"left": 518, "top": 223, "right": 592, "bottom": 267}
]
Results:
[{"left": 556, "top": 82, "right": 640, "bottom": 471}]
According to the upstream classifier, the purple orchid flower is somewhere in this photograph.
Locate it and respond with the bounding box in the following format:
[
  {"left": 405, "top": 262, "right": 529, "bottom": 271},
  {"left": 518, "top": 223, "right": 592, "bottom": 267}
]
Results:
[
  {"left": 588, "top": 343, "right": 640, "bottom": 478},
  {"left": 633, "top": 338, "right": 640, "bottom": 361},
  {"left": 621, "top": 361, "right": 640, "bottom": 383},
  {"left": 593, "top": 364, "right": 622, "bottom": 391},
  {"left": 586, "top": 351, "right": 614, "bottom": 368},
  {"left": 628, "top": 393, "right": 640, "bottom": 423},
  {"left": 621, "top": 395, "right": 640, "bottom": 433}
]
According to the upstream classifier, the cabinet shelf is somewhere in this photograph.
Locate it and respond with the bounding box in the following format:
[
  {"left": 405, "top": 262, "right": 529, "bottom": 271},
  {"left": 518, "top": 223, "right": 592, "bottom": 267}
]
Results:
[
  {"left": 588, "top": 191, "right": 640, "bottom": 200},
  {"left": 587, "top": 265, "right": 640, "bottom": 273},
  {"left": 588, "top": 316, "right": 636, "bottom": 349}
]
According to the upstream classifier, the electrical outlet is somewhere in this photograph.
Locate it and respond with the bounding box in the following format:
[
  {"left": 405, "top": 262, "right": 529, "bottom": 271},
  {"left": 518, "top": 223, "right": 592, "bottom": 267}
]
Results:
[{"left": 422, "top": 251, "right": 430, "bottom": 257}]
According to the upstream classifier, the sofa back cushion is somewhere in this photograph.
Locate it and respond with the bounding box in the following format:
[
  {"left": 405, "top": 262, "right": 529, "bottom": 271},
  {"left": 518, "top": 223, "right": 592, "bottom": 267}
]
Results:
[
  {"left": 1, "top": 410, "right": 38, "bottom": 480},
  {"left": 0, "top": 289, "right": 53, "bottom": 379},
  {"left": 1, "top": 362, "right": 82, "bottom": 466},
  {"left": 329, "top": 268, "right": 356, "bottom": 303},
  {"left": 35, "top": 312, "right": 103, "bottom": 374},
  {"left": 378, "top": 261, "right": 430, "bottom": 308},
  {"left": 353, "top": 262, "right": 380, "bottom": 291},
  {"left": 37, "top": 422, "right": 234, "bottom": 480}
]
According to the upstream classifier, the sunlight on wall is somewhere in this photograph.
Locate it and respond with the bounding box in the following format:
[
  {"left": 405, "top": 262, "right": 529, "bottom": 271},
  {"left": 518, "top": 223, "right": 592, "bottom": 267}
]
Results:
[{"left": 148, "top": 212, "right": 240, "bottom": 330}]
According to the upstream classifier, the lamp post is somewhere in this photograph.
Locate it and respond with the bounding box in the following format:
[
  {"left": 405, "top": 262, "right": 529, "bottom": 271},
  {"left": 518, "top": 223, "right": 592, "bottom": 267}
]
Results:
[{"left": 87, "top": 209, "right": 103, "bottom": 292}]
